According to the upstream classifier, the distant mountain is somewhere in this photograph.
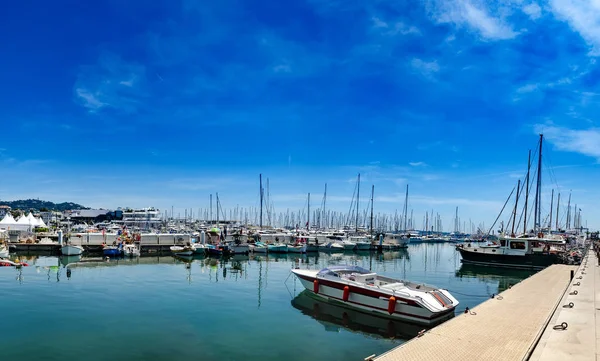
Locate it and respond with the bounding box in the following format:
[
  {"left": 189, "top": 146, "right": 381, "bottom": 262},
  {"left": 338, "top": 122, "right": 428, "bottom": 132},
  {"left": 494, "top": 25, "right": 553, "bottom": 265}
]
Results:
[{"left": 0, "top": 199, "right": 88, "bottom": 212}]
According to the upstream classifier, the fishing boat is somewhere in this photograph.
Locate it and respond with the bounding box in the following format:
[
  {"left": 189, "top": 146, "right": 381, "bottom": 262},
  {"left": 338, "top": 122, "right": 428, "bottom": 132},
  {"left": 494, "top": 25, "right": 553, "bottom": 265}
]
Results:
[
  {"left": 456, "top": 236, "right": 564, "bottom": 269},
  {"left": 103, "top": 245, "right": 122, "bottom": 257},
  {"left": 61, "top": 244, "right": 84, "bottom": 256},
  {"left": 457, "top": 134, "right": 569, "bottom": 269},
  {"left": 268, "top": 243, "right": 288, "bottom": 253},
  {"left": 123, "top": 244, "right": 140, "bottom": 257},
  {"left": 382, "top": 234, "right": 409, "bottom": 248},
  {"left": 230, "top": 244, "right": 250, "bottom": 255},
  {"left": 291, "top": 265, "right": 458, "bottom": 325},
  {"left": 170, "top": 245, "right": 194, "bottom": 256}
]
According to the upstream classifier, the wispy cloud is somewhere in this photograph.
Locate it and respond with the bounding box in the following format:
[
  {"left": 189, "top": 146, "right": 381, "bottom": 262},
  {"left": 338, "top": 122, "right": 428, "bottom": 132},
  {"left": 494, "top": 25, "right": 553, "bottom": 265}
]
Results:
[
  {"left": 426, "top": 0, "right": 518, "bottom": 40},
  {"left": 74, "top": 53, "right": 147, "bottom": 113},
  {"left": 371, "top": 16, "right": 421, "bottom": 35},
  {"left": 549, "top": 0, "right": 600, "bottom": 52},
  {"left": 537, "top": 124, "right": 600, "bottom": 160},
  {"left": 516, "top": 83, "right": 539, "bottom": 93},
  {"left": 411, "top": 58, "right": 440, "bottom": 80},
  {"left": 409, "top": 161, "right": 427, "bottom": 167}
]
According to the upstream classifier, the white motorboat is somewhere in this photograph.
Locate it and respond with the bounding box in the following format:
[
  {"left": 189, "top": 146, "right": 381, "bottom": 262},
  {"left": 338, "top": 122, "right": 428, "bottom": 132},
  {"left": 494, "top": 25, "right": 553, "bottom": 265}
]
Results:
[
  {"left": 321, "top": 242, "right": 344, "bottom": 252},
  {"left": 340, "top": 240, "right": 357, "bottom": 251},
  {"left": 291, "top": 265, "right": 458, "bottom": 325},
  {"left": 170, "top": 245, "right": 194, "bottom": 256},
  {"left": 251, "top": 242, "right": 268, "bottom": 253},
  {"left": 123, "top": 244, "right": 140, "bottom": 257},
  {"left": 355, "top": 240, "right": 372, "bottom": 251},
  {"left": 0, "top": 242, "right": 9, "bottom": 258},
  {"left": 61, "top": 244, "right": 84, "bottom": 256}
]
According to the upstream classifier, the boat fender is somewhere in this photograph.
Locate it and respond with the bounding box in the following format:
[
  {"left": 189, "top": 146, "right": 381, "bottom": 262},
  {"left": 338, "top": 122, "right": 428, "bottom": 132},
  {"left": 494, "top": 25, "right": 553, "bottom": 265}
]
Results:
[
  {"left": 343, "top": 286, "right": 350, "bottom": 302},
  {"left": 388, "top": 296, "right": 396, "bottom": 314},
  {"left": 313, "top": 280, "right": 319, "bottom": 294}
]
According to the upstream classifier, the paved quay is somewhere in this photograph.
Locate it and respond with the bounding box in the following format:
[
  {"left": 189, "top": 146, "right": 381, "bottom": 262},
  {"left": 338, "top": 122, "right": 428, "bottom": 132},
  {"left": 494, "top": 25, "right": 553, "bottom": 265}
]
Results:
[
  {"left": 369, "top": 263, "right": 578, "bottom": 361},
  {"left": 529, "top": 251, "right": 598, "bottom": 361}
]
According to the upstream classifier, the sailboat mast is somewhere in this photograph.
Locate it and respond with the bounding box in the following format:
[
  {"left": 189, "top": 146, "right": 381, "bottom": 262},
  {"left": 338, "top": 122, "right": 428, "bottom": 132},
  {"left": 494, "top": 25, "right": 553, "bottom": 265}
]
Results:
[
  {"left": 566, "top": 193, "right": 571, "bottom": 230},
  {"left": 355, "top": 174, "right": 360, "bottom": 232},
  {"left": 511, "top": 179, "right": 521, "bottom": 236},
  {"left": 307, "top": 193, "right": 310, "bottom": 230},
  {"left": 216, "top": 193, "right": 219, "bottom": 226},
  {"left": 524, "top": 150, "right": 531, "bottom": 234},
  {"left": 259, "top": 174, "right": 263, "bottom": 229},
  {"left": 556, "top": 193, "right": 561, "bottom": 231},
  {"left": 323, "top": 184, "right": 327, "bottom": 229},
  {"left": 403, "top": 184, "right": 409, "bottom": 232},
  {"left": 370, "top": 185, "right": 374, "bottom": 236},
  {"left": 210, "top": 194, "right": 213, "bottom": 226},
  {"left": 549, "top": 189, "right": 554, "bottom": 232},
  {"left": 533, "top": 134, "right": 543, "bottom": 232}
]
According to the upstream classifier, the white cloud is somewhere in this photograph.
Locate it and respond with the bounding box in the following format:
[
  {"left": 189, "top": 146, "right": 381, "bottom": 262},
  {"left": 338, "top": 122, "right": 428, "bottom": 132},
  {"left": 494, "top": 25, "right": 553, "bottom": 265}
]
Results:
[
  {"left": 550, "top": 0, "right": 600, "bottom": 52},
  {"left": 75, "top": 88, "right": 107, "bottom": 111},
  {"left": 523, "top": 3, "right": 542, "bottom": 20},
  {"left": 427, "top": 0, "right": 518, "bottom": 40},
  {"left": 273, "top": 64, "right": 291, "bottom": 73},
  {"left": 516, "top": 83, "right": 539, "bottom": 93},
  {"left": 409, "top": 161, "right": 427, "bottom": 167},
  {"left": 372, "top": 16, "right": 388, "bottom": 28},
  {"left": 411, "top": 58, "right": 440, "bottom": 79},
  {"left": 537, "top": 124, "right": 600, "bottom": 160}
]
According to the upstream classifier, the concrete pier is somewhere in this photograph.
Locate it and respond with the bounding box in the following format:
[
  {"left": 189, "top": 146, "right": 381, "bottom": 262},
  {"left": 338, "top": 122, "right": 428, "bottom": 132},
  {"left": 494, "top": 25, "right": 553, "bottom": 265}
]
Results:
[
  {"left": 369, "top": 263, "right": 579, "bottom": 361},
  {"left": 529, "top": 251, "right": 598, "bottom": 361}
]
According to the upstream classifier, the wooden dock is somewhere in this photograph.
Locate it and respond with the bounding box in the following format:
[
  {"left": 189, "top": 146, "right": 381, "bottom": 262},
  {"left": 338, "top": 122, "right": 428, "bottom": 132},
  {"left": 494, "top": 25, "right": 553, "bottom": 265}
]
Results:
[{"left": 370, "top": 263, "right": 578, "bottom": 361}]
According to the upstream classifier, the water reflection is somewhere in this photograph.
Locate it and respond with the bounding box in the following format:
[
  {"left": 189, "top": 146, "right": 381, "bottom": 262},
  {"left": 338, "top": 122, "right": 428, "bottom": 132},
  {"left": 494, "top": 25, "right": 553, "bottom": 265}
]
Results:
[
  {"left": 292, "top": 290, "right": 428, "bottom": 340},
  {"left": 455, "top": 264, "right": 537, "bottom": 293}
]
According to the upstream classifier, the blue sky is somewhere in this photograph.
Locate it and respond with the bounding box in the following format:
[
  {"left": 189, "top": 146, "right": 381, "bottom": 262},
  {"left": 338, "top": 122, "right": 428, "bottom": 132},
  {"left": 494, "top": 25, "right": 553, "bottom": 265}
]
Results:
[{"left": 1, "top": 0, "right": 599, "bottom": 230}]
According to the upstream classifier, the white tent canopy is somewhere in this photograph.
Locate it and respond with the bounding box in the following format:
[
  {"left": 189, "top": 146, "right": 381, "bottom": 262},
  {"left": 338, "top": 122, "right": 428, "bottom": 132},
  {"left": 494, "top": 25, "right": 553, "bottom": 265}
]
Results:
[
  {"left": 0, "top": 213, "right": 47, "bottom": 230},
  {"left": 0, "top": 213, "right": 16, "bottom": 226}
]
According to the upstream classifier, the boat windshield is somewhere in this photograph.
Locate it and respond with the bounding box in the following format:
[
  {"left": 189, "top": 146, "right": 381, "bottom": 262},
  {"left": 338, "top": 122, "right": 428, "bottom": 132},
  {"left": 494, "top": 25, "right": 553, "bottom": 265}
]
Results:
[{"left": 317, "top": 265, "right": 371, "bottom": 277}]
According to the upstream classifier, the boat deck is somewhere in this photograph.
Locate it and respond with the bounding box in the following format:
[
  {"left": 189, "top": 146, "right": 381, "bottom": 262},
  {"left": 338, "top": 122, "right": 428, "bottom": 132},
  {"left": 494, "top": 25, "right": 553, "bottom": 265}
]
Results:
[{"left": 370, "top": 263, "right": 577, "bottom": 361}]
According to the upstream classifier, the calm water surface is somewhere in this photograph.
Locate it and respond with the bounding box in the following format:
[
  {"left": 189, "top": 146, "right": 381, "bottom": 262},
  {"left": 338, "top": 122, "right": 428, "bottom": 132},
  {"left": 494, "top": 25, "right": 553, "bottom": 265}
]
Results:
[{"left": 0, "top": 243, "right": 535, "bottom": 361}]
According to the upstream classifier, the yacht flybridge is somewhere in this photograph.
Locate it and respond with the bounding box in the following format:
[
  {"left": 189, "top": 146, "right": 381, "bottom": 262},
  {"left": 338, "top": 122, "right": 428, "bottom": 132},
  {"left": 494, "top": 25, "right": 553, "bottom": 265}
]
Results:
[{"left": 291, "top": 265, "right": 458, "bottom": 325}]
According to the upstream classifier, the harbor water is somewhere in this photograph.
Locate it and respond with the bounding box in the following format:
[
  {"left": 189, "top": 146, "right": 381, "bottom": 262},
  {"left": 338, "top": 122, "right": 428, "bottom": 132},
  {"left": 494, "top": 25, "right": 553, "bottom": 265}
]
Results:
[{"left": 0, "top": 243, "right": 536, "bottom": 361}]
